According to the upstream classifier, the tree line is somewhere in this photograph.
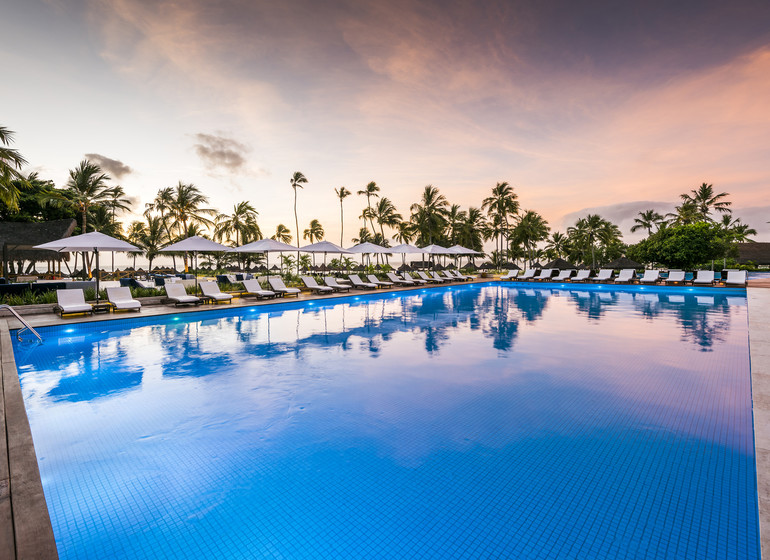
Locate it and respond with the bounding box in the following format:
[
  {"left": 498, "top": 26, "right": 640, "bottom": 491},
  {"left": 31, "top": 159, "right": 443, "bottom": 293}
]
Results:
[{"left": 0, "top": 125, "right": 758, "bottom": 273}]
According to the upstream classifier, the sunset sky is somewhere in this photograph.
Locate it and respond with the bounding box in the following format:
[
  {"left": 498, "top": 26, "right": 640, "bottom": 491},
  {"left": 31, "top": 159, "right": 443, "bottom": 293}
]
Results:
[{"left": 4, "top": 0, "right": 770, "bottom": 246}]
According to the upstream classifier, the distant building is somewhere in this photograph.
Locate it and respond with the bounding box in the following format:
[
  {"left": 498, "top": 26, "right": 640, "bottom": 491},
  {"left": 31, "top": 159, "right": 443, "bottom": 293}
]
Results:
[
  {"left": 736, "top": 242, "right": 770, "bottom": 265},
  {"left": 0, "top": 219, "right": 76, "bottom": 276}
]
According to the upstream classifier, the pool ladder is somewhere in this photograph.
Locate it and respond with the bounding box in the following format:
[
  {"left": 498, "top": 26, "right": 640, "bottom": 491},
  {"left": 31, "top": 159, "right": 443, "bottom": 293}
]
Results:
[{"left": 0, "top": 304, "right": 42, "bottom": 342}]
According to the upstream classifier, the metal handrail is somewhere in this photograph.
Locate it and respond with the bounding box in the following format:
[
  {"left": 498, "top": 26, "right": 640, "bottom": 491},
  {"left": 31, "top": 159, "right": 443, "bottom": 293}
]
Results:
[{"left": 0, "top": 304, "right": 43, "bottom": 342}]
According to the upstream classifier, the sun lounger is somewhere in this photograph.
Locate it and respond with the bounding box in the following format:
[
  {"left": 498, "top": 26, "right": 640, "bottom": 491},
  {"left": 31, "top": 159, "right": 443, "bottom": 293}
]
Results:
[
  {"left": 533, "top": 269, "right": 555, "bottom": 281},
  {"left": 348, "top": 274, "right": 377, "bottom": 290},
  {"left": 452, "top": 270, "right": 473, "bottom": 280},
  {"left": 267, "top": 277, "right": 301, "bottom": 297},
  {"left": 199, "top": 281, "right": 233, "bottom": 303},
  {"left": 55, "top": 289, "right": 93, "bottom": 316},
  {"left": 612, "top": 269, "right": 636, "bottom": 283},
  {"left": 571, "top": 270, "right": 591, "bottom": 282},
  {"left": 106, "top": 287, "right": 141, "bottom": 311},
  {"left": 665, "top": 270, "right": 686, "bottom": 285},
  {"left": 692, "top": 270, "right": 716, "bottom": 285},
  {"left": 516, "top": 268, "right": 537, "bottom": 281},
  {"left": 551, "top": 270, "right": 575, "bottom": 282},
  {"left": 368, "top": 274, "right": 394, "bottom": 287},
  {"left": 416, "top": 271, "right": 440, "bottom": 283},
  {"left": 301, "top": 276, "right": 334, "bottom": 294},
  {"left": 440, "top": 271, "right": 457, "bottom": 281},
  {"left": 324, "top": 277, "right": 351, "bottom": 292},
  {"left": 500, "top": 270, "right": 519, "bottom": 281},
  {"left": 592, "top": 269, "right": 614, "bottom": 283},
  {"left": 638, "top": 270, "right": 661, "bottom": 284},
  {"left": 386, "top": 272, "right": 413, "bottom": 285},
  {"left": 403, "top": 272, "right": 425, "bottom": 284},
  {"left": 724, "top": 270, "right": 747, "bottom": 287},
  {"left": 164, "top": 283, "right": 202, "bottom": 306},
  {"left": 241, "top": 279, "right": 277, "bottom": 299},
  {"left": 430, "top": 271, "right": 447, "bottom": 283}
]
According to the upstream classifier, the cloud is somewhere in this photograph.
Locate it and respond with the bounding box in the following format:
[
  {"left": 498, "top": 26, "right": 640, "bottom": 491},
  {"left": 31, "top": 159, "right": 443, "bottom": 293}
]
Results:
[
  {"left": 84, "top": 153, "right": 133, "bottom": 179},
  {"left": 192, "top": 132, "right": 249, "bottom": 173}
]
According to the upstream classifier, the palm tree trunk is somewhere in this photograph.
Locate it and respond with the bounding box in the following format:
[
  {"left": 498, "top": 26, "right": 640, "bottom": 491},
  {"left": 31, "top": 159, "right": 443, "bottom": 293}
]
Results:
[
  {"left": 340, "top": 201, "right": 344, "bottom": 246},
  {"left": 294, "top": 188, "right": 300, "bottom": 274}
]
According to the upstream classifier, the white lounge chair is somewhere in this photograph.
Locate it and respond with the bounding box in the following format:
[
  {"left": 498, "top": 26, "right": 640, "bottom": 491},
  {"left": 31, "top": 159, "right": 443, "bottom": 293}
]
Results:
[
  {"left": 533, "top": 269, "right": 555, "bottom": 281},
  {"left": 404, "top": 272, "right": 426, "bottom": 284},
  {"left": 692, "top": 270, "right": 716, "bottom": 285},
  {"left": 551, "top": 270, "right": 575, "bottom": 282},
  {"left": 301, "top": 276, "right": 334, "bottom": 294},
  {"left": 200, "top": 281, "right": 233, "bottom": 303},
  {"left": 593, "top": 269, "right": 613, "bottom": 283},
  {"left": 665, "top": 270, "right": 686, "bottom": 285},
  {"left": 417, "top": 271, "right": 440, "bottom": 283},
  {"left": 430, "top": 271, "right": 446, "bottom": 283},
  {"left": 386, "top": 272, "right": 413, "bottom": 285},
  {"left": 500, "top": 270, "right": 519, "bottom": 281},
  {"left": 348, "top": 274, "right": 377, "bottom": 290},
  {"left": 368, "top": 274, "right": 394, "bottom": 287},
  {"left": 164, "top": 283, "right": 202, "bottom": 306},
  {"left": 241, "top": 279, "right": 277, "bottom": 299},
  {"left": 638, "top": 270, "right": 661, "bottom": 284},
  {"left": 324, "top": 277, "right": 351, "bottom": 292},
  {"left": 135, "top": 279, "right": 156, "bottom": 289},
  {"left": 724, "top": 270, "right": 748, "bottom": 287},
  {"left": 452, "top": 270, "right": 472, "bottom": 281},
  {"left": 267, "top": 277, "right": 301, "bottom": 297},
  {"left": 571, "top": 270, "right": 591, "bottom": 282},
  {"left": 440, "top": 270, "right": 457, "bottom": 281},
  {"left": 55, "top": 289, "right": 93, "bottom": 316},
  {"left": 612, "top": 269, "right": 636, "bottom": 283},
  {"left": 516, "top": 269, "right": 537, "bottom": 281},
  {"left": 106, "top": 287, "right": 141, "bottom": 311}
]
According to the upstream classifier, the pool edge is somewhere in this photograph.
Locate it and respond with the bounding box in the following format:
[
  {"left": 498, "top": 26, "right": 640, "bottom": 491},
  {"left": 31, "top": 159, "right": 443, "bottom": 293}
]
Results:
[
  {"left": 0, "top": 319, "right": 58, "bottom": 559},
  {"left": 748, "top": 288, "right": 770, "bottom": 559}
]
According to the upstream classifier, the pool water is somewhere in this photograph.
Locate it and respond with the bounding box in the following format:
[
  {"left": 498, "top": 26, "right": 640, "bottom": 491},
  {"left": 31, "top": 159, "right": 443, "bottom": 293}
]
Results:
[{"left": 13, "top": 284, "right": 760, "bottom": 559}]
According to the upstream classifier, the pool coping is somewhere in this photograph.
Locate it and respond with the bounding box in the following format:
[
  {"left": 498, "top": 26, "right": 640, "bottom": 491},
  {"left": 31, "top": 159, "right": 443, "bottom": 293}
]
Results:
[{"left": 0, "top": 280, "right": 766, "bottom": 558}]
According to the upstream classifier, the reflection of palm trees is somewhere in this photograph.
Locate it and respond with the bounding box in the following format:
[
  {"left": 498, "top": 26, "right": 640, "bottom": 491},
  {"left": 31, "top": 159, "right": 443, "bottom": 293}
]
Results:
[
  {"left": 569, "top": 290, "right": 617, "bottom": 321},
  {"left": 671, "top": 295, "right": 732, "bottom": 351}
]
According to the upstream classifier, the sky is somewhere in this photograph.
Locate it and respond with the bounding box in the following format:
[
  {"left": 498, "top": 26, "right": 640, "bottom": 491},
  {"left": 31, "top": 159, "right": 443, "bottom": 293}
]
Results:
[{"left": 3, "top": 0, "right": 770, "bottom": 249}]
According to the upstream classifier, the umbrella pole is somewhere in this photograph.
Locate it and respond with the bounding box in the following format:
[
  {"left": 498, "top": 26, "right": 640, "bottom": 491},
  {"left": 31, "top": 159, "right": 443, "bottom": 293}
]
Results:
[
  {"left": 194, "top": 251, "right": 199, "bottom": 294},
  {"left": 95, "top": 249, "right": 100, "bottom": 303}
]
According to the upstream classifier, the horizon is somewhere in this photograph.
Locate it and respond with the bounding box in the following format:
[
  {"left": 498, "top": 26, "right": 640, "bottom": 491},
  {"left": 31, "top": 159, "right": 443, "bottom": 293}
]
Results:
[{"left": 4, "top": 0, "right": 770, "bottom": 246}]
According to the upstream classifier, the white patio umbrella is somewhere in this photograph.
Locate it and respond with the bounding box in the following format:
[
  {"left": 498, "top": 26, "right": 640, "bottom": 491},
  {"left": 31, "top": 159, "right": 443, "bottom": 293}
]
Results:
[
  {"left": 230, "top": 238, "right": 297, "bottom": 278},
  {"left": 347, "top": 242, "right": 391, "bottom": 267},
  {"left": 419, "top": 244, "right": 454, "bottom": 269},
  {"left": 299, "top": 240, "right": 351, "bottom": 270},
  {"left": 388, "top": 243, "right": 426, "bottom": 267},
  {"left": 160, "top": 235, "right": 230, "bottom": 293},
  {"left": 35, "top": 232, "right": 139, "bottom": 303},
  {"left": 449, "top": 244, "right": 484, "bottom": 268}
]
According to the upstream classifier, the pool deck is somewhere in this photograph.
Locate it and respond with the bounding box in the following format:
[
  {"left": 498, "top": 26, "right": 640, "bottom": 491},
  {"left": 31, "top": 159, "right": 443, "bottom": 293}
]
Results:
[{"left": 0, "top": 278, "right": 767, "bottom": 558}]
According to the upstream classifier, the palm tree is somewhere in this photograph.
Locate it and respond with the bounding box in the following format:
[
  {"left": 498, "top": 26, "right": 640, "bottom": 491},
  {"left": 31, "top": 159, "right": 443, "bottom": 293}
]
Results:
[
  {"left": 393, "top": 221, "right": 416, "bottom": 244},
  {"left": 139, "top": 216, "right": 167, "bottom": 272},
  {"left": 303, "top": 219, "right": 325, "bottom": 243},
  {"left": 680, "top": 183, "right": 732, "bottom": 220},
  {"left": 482, "top": 182, "right": 519, "bottom": 260},
  {"left": 168, "top": 182, "right": 216, "bottom": 270},
  {"left": 125, "top": 220, "right": 147, "bottom": 270},
  {"left": 334, "top": 186, "right": 351, "bottom": 246},
  {"left": 103, "top": 185, "right": 132, "bottom": 227},
  {"left": 457, "top": 207, "right": 488, "bottom": 254},
  {"left": 373, "top": 197, "right": 402, "bottom": 241},
  {"left": 446, "top": 204, "right": 467, "bottom": 245},
  {"left": 545, "top": 232, "right": 569, "bottom": 259},
  {"left": 352, "top": 227, "right": 373, "bottom": 244},
  {"left": 144, "top": 186, "right": 177, "bottom": 269},
  {"left": 0, "top": 126, "right": 29, "bottom": 211},
  {"left": 357, "top": 181, "right": 380, "bottom": 233},
  {"left": 51, "top": 160, "right": 112, "bottom": 234},
  {"left": 666, "top": 200, "right": 701, "bottom": 225},
  {"left": 719, "top": 215, "right": 757, "bottom": 243},
  {"left": 511, "top": 210, "right": 549, "bottom": 267},
  {"left": 272, "top": 224, "right": 292, "bottom": 244},
  {"left": 290, "top": 171, "right": 308, "bottom": 272},
  {"left": 567, "top": 214, "right": 605, "bottom": 269},
  {"left": 630, "top": 209, "right": 665, "bottom": 235},
  {"left": 214, "top": 201, "right": 261, "bottom": 246},
  {"left": 410, "top": 185, "right": 449, "bottom": 245}
]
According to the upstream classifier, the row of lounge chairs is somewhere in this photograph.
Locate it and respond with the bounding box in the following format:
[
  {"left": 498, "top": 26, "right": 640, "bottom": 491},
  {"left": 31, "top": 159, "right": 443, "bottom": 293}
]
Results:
[
  {"left": 500, "top": 268, "right": 748, "bottom": 286},
  {"left": 53, "top": 270, "right": 475, "bottom": 316}
]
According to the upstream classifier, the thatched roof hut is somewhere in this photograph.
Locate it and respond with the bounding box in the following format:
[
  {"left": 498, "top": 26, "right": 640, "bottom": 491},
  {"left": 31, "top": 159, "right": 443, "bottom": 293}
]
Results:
[
  {"left": 1, "top": 219, "right": 77, "bottom": 275},
  {"left": 604, "top": 256, "right": 642, "bottom": 269},
  {"left": 737, "top": 242, "right": 770, "bottom": 265}
]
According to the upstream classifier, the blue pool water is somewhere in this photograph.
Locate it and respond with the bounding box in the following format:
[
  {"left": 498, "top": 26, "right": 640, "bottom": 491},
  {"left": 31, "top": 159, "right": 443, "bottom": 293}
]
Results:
[{"left": 13, "top": 283, "right": 759, "bottom": 559}]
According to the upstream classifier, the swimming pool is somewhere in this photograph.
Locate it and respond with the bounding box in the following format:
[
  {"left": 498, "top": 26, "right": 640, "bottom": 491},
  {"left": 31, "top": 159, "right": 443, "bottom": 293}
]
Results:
[{"left": 13, "top": 283, "right": 759, "bottom": 559}]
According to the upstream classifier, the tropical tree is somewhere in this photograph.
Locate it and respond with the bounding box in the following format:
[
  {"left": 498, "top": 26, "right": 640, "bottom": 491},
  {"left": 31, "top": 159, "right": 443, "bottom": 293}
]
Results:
[
  {"left": 482, "top": 182, "right": 519, "bottom": 260},
  {"left": 393, "top": 221, "right": 416, "bottom": 244},
  {"left": 138, "top": 216, "right": 168, "bottom": 271},
  {"left": 373, "top": 197, "right": 402, "bottom": 241},
  {"left": 50, "top": 160, "right": 112, "bottom": 234},
  {"left": 125, "top": 220, "right": 147, "bottom": 270},
  {"left": 214, "top": 201, "right": 261, "bottom": 246},
  {"left": 446, "top": 204, "right": 467, "bottom": 245},
  {"left": 357, "top": 181, "right": 380, "bottom": 233},
  {"left": 290, "top": 171, "right": 308, "bottom": 271},
  {"left": 567, "top": 214, "right": 608, "bottom": 269},
  {"left": 680, "top": 183, "right": 732, "bottom": 220},
  {"left": 410, "top": 185, "right": 449, "bottom": 245},
  {"left": 166, "top": 182, "right": 216, "bottom": 270},
  {"left": 0, "top": 173, "right": 78, "bottom": 222},
  {"left": 352, "top": 227, "right": 373, "bottom": 244},
  {"left": 457, "top": 207, "right": 488, "bottom": 254},
  {"left": 628, "top": 222, "right": 729, "bottom": 269},
  {"left": 0, "top": 126, "right": 29, "bottom": 211},
  {"left": 272, "top": 224, "right": 292, "bottom": 244},
  {"left": 719, "top": 215, "right": 757, "bottom": 243},
  {"left": 303, "top": 219, "right": 325, "bottom": 243},
  {"left": 144, "top": 186, "right": 177, "bottom": 269},
  {"left": 545, "top": 232, "right": 569, "bottom": 260},
  {"left": 631, "top": 209, "right": 665, "bottom": 236},
  {"left": 511, "top": 210, "right": 549, "bottom": 267},
  {"left": 666, "top": 200, "right": 702, "bottom": 226},
  {"left": 334, "top": 186, "right": 351, "bottom": 246}
]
